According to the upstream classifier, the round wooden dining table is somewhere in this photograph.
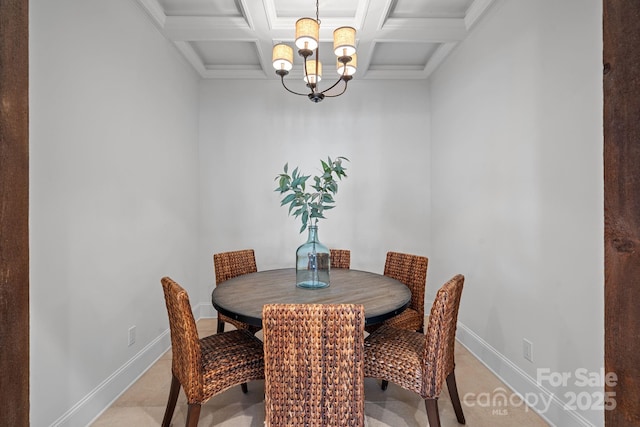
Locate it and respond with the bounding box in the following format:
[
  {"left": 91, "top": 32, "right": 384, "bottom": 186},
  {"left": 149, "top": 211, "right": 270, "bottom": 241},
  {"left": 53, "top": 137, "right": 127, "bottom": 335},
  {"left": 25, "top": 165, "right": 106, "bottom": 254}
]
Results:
[{"left": 211, "top": 268, "right": 411, "bottom": 327}]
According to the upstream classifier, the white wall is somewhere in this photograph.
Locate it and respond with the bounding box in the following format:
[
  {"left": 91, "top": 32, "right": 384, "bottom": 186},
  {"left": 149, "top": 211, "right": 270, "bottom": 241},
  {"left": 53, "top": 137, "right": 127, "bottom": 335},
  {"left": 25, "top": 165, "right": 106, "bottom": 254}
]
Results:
[
  {"left": 29, "top": 0, "right": 200, "bottom": 425},
  {"left": 197, "top": 78, "right": 431, "bottom": 305},
  {"left": 429, "top": 0, "right": 603, "bottom": 426},
  {"left": 28, "top": 0, "right": 605, "bottom": 425}
]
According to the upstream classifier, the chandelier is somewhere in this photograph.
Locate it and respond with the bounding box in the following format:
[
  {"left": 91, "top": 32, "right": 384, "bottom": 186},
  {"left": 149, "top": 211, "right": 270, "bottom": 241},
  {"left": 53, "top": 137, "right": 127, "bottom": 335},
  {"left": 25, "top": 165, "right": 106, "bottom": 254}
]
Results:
[{"left": 271, "top": 0, "right": 357, "bottom": 103}]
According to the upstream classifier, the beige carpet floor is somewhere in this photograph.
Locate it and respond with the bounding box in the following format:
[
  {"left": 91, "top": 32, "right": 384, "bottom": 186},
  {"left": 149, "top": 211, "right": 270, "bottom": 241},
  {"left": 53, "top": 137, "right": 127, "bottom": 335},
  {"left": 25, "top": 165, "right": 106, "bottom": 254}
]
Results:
[{"left": 91, "top": 318, "right": 549, "bottom": 426}]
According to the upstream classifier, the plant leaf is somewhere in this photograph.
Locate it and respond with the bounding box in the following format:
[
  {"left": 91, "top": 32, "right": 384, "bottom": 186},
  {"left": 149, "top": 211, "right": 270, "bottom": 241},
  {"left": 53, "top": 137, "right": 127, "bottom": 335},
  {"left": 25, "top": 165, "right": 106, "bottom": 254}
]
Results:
[
  {"left": 280, "top": 193, "right": 296, "bottom": 205},
  {"left": 274, "top": 157, "right": 349, "bottom": 231}
]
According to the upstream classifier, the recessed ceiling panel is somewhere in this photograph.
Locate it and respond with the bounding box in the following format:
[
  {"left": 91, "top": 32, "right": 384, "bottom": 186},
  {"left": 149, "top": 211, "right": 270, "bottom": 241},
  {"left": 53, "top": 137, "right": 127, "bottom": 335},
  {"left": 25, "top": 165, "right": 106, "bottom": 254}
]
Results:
[
  {"left": 273, "top": 0, "right": 359, "bottom": 18},
  {"left": 370, "top": 42, "right": 439, "bottom": 67},
  {"left": 135, "top": 0, "right": 497, "bottom": 79},
  {"left": 158, "top": 0, "right": 242, "bottom": 17},
  {"left": 191, "top": 41, "right": 260, "bottom": 66},
  {"left": 391, "top": 0, "right": 473, "bottom": 19}
]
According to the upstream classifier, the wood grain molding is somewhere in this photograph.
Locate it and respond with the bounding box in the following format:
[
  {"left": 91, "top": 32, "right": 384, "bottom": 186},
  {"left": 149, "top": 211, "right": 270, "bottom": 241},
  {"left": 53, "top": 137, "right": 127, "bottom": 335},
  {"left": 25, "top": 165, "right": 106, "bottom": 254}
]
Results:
[
  {"left": 603, "top": 0, "right": 640, "bottom": 425},
  {"left": 0, "top": 0, "right": 29, "bottom": 425}
]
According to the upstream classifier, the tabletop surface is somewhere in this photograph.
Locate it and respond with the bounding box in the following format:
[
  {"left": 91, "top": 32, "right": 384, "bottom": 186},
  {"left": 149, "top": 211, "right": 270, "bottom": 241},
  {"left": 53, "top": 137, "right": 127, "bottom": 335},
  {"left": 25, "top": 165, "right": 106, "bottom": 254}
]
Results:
[{"left": 211, "top": 268, "right": 411, "bottom": 327}]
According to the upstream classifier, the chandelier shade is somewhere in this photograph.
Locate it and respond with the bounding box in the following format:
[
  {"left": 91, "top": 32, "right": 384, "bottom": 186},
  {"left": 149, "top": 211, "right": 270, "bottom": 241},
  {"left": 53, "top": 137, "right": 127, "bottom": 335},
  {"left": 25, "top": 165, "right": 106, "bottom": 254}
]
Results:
[
  {"left": 336, "top": 53, "right": 357, "bottom": 76},
  {"left": 333, "top": 27, "right": 356, "bottom": 58},
  {"left": 295, "top": 18, "right": 319, "bottom": 51},
  {"left": 303, "top": 60, "right": 322, "bottom": 84},
  {"left": 272, "top": 43, "right": 293, "bottom": 72},
  {"left": 272, "top": 0, "right": 357, "bottom": 103}
]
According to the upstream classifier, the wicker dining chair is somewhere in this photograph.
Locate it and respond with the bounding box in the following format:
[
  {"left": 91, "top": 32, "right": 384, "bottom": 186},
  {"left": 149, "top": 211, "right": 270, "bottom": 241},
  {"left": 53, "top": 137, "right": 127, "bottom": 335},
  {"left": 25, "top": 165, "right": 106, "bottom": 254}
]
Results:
[
  {"left": 213, "top": 249, "right": 261, "bottom": 334},
  {"left": 330, "top": 248, "right": 351, "bottom": 269},
  {"left": 160, "top": 277, "right": 265, "bottom": 427},
  {"left": 367, "top": 251, "right": 428, "bottom": 333},
  {"left": 364, "top": 274, "right": 466, "bottom": 427},
  {"left": 263, "top": 303, "right": 365, "bottom": 427}
]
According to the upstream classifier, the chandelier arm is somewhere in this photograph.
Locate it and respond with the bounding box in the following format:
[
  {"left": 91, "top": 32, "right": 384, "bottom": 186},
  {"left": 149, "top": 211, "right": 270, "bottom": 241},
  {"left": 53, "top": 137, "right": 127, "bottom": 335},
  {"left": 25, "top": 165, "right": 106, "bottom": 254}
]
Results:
[
  {"left": 320, "top": 59, "right": 351, "bottom": 95},
  {"left": 322, "top": 79, "right": 349, "bottom": 98},
  {"left": 279, "top": 75, "right": 309, "bottom": 97},
  {"left": 320, "top": 76, "right": 347, "bottom": 95}
]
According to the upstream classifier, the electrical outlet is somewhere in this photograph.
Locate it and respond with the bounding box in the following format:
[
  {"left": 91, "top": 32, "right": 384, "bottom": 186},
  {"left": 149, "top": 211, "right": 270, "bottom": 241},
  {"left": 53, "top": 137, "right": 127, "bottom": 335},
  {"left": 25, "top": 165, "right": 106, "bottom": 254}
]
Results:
[
  {"left": 128, "top": 326, "right": 136, "bottom": 347},
  {"left": 523, "top": 338, "right": 533, "bottom": 362}
]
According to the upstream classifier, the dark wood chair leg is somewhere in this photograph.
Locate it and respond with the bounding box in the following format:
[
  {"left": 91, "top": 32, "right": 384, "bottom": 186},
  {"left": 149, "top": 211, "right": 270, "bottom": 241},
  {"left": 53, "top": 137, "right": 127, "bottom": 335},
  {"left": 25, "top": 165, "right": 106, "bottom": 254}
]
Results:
[
  {"left": 425, "top": 398, "right": 441, "bottom": 427},
  {"left": 161, "top": 374, "right": 181, "bottom": 427},
  {"left": 241, "top": 383, "right": 248, "bottom": 393},
  {"left": 186, "top": 403, "right": 201, "bottom": 427},
  {"left": 381, "top": 380, "right": 389, "bottom": 390},
  {"left": 446, "top": 371, "right": 466, "bottom": 424}
]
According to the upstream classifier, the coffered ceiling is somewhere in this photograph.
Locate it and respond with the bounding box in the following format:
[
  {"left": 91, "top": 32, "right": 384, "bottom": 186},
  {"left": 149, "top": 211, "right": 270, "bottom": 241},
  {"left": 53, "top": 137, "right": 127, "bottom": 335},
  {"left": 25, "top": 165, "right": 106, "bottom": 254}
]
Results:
[{"left": 134, "top": 0, "right": 496, "bottom": 80}]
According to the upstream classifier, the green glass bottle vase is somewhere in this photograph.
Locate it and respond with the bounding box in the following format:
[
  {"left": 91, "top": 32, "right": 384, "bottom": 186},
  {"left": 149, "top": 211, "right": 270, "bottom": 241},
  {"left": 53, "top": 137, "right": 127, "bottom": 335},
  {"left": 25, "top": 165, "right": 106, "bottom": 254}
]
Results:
[{"left": 296, "top": 225, "right": 330, "bottom": 288}]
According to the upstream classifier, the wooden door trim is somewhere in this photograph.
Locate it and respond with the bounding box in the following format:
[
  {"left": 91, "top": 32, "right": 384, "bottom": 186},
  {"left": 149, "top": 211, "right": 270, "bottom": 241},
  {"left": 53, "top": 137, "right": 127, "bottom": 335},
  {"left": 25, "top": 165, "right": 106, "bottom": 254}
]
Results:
[
  {"left": 0, "top": 0, "right": 30, "bottom": 425},
  {"left": 603, "top": 0, "right": 640, "bottom": 425}
]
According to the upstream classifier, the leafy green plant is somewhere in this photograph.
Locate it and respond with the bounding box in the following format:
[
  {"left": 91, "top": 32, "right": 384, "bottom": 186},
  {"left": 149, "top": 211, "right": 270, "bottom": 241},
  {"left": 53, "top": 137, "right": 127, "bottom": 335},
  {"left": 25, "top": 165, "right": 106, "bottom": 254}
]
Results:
[{"left": 275, "top": 156, "right": 349, "bottom": 233}]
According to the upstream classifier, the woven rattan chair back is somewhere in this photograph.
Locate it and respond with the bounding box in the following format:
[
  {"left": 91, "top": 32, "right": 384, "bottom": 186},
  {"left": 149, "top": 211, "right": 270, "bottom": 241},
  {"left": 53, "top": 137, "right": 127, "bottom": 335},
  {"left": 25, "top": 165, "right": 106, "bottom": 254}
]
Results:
[
  {"left": 363, "top": 274, "right": 465, "bottom": 427},
  {"left": 162, "top": 277, "right": 204, "bottom": 396},
  {"left": 160, "top": 277, "right": 265, "bottom": 427},
  {"left": 213, "top": 249, "right": 257, "bottom": 283},
  {"left": 330, "top": 248, "right": 351, "bottom": 269},
  {"left": 263, "top": 303, "right": 365, "bottom": 427},
  {"left": 381, "top": 251, "right": 428, "bottom": 331},
  {"left": 213, "top": 249, "right": 260, "bottom": 333},
  {"left": 423, "top": 274, "right": 464, "bottom": 397}
]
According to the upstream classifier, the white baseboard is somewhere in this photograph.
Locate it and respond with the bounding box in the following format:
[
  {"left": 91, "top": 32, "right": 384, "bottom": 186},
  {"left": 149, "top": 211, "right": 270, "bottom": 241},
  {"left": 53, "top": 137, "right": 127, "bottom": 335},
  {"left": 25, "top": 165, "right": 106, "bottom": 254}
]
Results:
[
  {"left": 456, "top": 323, "right": 598, "bottom": 427},
  {"left": 51, "top": 304, "right": 218, "bottom": 427},
  {"left": 198, "top": 301, "right": 217, "bottom": 319},
  {"left": 50, "top": 329, "right": 172, "bottom": 427}
]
